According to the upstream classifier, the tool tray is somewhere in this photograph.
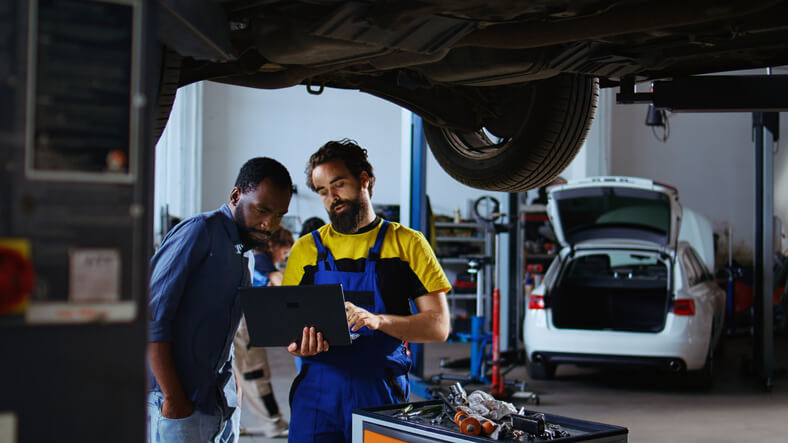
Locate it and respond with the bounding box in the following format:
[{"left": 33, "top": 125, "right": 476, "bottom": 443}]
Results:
[{"left": 353, "top": 400, "right": 628, "bottom": 442}]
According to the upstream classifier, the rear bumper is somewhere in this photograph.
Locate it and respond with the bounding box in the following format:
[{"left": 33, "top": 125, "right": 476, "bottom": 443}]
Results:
[
  {"left": 524, "top": 310, "right": 713, "bottom": 370},
  {"left": 532, "top": 351, "right": 686, "bottom": 372}
]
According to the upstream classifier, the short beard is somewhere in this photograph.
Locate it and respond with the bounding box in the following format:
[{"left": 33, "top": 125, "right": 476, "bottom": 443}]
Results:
[
  {"left": 328, "top": 197, "right": 366, "bottom": 234},
  {"left": 234, "top": 204, "right": 270, "bottom": 250}
]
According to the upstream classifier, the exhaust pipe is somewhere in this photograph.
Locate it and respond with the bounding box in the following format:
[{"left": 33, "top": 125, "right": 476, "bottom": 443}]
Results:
[{"left": 668, "top": 359, "right": 682, "bottom": 372}]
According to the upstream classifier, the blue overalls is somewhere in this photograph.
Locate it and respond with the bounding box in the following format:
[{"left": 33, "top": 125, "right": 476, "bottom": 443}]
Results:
[{"left": 288, "top": 220, "right": 411, "bottom": 443}]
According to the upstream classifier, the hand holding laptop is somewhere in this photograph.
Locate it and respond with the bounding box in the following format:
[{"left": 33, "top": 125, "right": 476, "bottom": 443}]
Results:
[
  {"left": 240, "top": 284, "right": 352, "bottom": 349},
  {"left": 286, "top": 300, "right": 376, "bottom": 356},
  {"left": 287, "top": 326, "right": 330, "bottom": 357},
  {"left": 286, "top": 301, "right": 368, "bottom": 356}
]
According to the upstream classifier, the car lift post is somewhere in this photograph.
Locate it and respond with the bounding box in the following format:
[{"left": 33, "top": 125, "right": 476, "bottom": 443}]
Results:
[
  {"left": 753, "top": 111, "right": 778, "bottom": 391},
  {"left": 408, "top": 114, "right": 433, "bottom": 399},
  {"left": 617, "top": 75, "right": 785, "bottom": 390}
]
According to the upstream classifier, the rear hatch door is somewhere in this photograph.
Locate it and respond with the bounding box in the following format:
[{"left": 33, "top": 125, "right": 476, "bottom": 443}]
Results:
[{"left": 547, "top": 177, "right": 682, "bottom": 251}]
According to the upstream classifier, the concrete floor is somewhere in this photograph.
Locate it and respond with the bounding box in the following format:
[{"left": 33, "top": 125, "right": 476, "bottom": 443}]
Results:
[{"left": 241, "top": 334, "right": 787, "bottom": 442}]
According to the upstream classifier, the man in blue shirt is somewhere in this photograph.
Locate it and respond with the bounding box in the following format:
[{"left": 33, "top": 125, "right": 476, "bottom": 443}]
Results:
[{"left": 147, "top": 157, "right": 293, "bottom": 443}]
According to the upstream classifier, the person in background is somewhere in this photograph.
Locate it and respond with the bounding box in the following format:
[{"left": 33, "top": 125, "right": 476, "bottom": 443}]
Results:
[
  {"left": 233, "top": 228, "right": 294, "bottom": 438},
  {"left": 147, "top": 157, "right": 292, "bottom": 443},
  {"left": 283, "top": 139, "right": 451, "bottom": 442},
  {"left": 252, "top": 228, "right": 295, "bottom": 287},
  {"left": 298, "top": 216, "right": 326, "bottom": 239}
]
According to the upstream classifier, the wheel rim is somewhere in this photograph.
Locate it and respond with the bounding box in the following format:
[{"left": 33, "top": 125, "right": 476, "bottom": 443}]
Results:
[{"left": 439, "top": 127, "right": 511, "bottom": 161}]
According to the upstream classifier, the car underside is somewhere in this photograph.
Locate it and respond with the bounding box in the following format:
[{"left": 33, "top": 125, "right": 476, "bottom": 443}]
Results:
[{"left": 158, "top": 0, "right": 788, "bottom": 191}]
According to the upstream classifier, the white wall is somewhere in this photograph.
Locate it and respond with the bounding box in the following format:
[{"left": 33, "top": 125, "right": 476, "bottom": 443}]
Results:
[
  {"left": 608, "top": 97, "right": 788, "bottom": 266},
  {"left": 200, "top": 82, "right": 404, "bottom": 228},
  {"left": 153, "top": 83, "right": 204, "bottom": 246}
]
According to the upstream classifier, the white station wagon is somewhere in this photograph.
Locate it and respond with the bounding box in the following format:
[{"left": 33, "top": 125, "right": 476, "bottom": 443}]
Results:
[{"left": 523, "top": 177, "right": 725, "bottom": 388}]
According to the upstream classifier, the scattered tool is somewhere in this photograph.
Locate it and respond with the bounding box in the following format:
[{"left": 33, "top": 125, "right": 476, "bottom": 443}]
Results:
[
  {"left": 458, "top": 415, "right": 482, "bottom": 435},
  {"left": 393, "top": 403, "right": 443, "bottom": 420},
  {"left": 512, "top": 413, "right": 546, "bottom": 435}
]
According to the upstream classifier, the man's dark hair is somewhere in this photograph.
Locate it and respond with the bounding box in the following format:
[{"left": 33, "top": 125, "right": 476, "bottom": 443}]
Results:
[
  {"left": 235, "top": 157, "right": 293, "bottom": 194},
  {"left": 299, "top": 216, "right": 326, "bottom": 237},
  {"left": 305, "top": 139, "right": 375, "bottom": 197}
]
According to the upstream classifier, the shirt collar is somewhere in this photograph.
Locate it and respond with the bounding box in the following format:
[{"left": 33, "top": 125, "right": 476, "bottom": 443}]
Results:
[
  {"left": 329, "top": 217, "right": 381, "bottom": 236},
  {"left": 220, "top": 204, "right": 246, "bottom": 254},
  {"left": 356, "top": 216, "right": 381, "bottom": 234}
]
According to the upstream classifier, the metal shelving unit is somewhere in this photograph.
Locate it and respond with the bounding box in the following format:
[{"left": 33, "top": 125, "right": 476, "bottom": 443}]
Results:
[
  {"left": 434, "top": 221, "right": 492, "bottom": 336},
  {"left": 436, "top": 237, "right": 487, "bottom": 242}
]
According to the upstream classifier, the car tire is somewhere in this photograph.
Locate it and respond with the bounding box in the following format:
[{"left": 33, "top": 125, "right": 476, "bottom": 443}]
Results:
[
  {"left": 423, "top": 74, "right": 598, "bottom": 192},
  {"left": 153, "top": 47, "right": 183, "bottom": 143},
  {"left": 527, "top": 357, "right": 556, "bottom": 380}
]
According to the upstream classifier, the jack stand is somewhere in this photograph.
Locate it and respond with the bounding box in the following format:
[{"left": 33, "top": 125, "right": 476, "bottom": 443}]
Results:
[
  {"left": 489, "top": 287, "right": 506, "bottom": 398},
  {"left": 430, "top": 317, "right": 493, "bottom": 384},
  {"left": 467, "top": 315, "right": 491, "bottom": 384},
  {"left": 432, "top": 258, "right": 493, "bottom": 385},
  {"left": 489, "top": 287, "right": 540, "bottom": 404}
]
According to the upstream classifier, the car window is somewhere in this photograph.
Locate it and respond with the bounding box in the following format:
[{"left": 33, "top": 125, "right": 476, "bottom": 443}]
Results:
[
  {"left": 681, "top": 249, "right": 706, "bottom": 286},
  {"left": 688, "top": 248, "right": 712, "bottom": 282},
  {"left": 554, "top": 188, "right": 671, "bottom": 234},
  {"left": 609, "top": 252, "right": 659, "bottom": 268},
  {"left": 681, "top": 250, "right": 695, "bottom": 286},
  {"left": 567, "top": 252, "right": 666, "bottom": 283}
]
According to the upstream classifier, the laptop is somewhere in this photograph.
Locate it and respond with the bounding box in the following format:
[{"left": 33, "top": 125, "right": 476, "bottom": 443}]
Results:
[{"left": 239, "top": 284, "right": 352, "bottom": 347}]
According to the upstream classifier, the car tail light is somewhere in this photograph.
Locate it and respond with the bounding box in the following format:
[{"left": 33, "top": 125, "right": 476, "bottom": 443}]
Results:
[
  {"left": 674, "top": 299, "right": 695, "bottom": 316},
  {"left": 528, "top": 295, "right": 545, "bottom": 310}
]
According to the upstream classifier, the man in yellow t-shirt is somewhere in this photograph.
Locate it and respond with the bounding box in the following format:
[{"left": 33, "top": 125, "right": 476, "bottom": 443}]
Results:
[{"left": 283, "top": 139, "right": 451, "bottom": 442}]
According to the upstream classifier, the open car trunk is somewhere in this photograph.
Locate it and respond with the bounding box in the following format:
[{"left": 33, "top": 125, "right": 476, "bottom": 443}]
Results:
[{"left": 550, "top": 252, "right": 670, "bottom": 333}]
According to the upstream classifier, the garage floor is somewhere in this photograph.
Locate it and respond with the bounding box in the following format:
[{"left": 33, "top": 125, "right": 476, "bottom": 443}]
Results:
[{"left": 241, "top": 334, "right": 788, "bottom": 442}]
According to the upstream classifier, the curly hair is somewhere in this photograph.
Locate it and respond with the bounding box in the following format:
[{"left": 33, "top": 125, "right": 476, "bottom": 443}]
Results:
[
  {"left": 260, "top": 227, "right": 294, "bottom": 255},
  {"left": 235, "top": 157, "right": 293, "bottom": 194},
  {"left": 305, "top": 139, "right": 375, "bottom": 197}
]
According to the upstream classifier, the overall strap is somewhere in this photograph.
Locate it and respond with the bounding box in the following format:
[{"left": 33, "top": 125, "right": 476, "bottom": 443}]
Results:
[
  {"left": 311, "top": 230, "right": 336, "bottom": 271},
  {"left": 365, "top": 220, "right": 390, "bottom": 272}
]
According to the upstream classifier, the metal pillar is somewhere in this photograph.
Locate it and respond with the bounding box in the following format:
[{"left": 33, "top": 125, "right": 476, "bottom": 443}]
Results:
[
  {"left": 408, "top": 114, "right": 432, "bottom": 398},
  {"left": 496, "top": 197, "right": 512, "bottom": 352},
  {"left": 509, "top": 193, "right": 523, "bottom": 351},
  {"left": 752, "top": 112, "right": 778, "bottom": 390}
]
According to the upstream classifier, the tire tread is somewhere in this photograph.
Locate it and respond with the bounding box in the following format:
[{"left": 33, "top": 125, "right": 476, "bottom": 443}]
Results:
[{"left": 424, "top": 74, "right": 598, "bottom": 191}]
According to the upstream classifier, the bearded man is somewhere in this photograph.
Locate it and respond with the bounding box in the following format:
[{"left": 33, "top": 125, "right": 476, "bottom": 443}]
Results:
[{"left": 282, "top": 139, "right": 451, "bottom": 443}]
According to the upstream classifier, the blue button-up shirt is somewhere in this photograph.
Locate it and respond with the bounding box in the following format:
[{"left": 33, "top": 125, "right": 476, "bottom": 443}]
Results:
[{"left": 148, "top": 205, "right": 249, "bottom": 418}]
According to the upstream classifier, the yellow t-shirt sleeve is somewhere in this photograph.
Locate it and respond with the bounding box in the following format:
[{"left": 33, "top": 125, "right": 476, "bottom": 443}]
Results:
[
  {"left": 407, "top": 229, "right": 452, "bottom": 295},
  {"left": 282, "top": 235, "right": 317, "bottom": 286}
]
